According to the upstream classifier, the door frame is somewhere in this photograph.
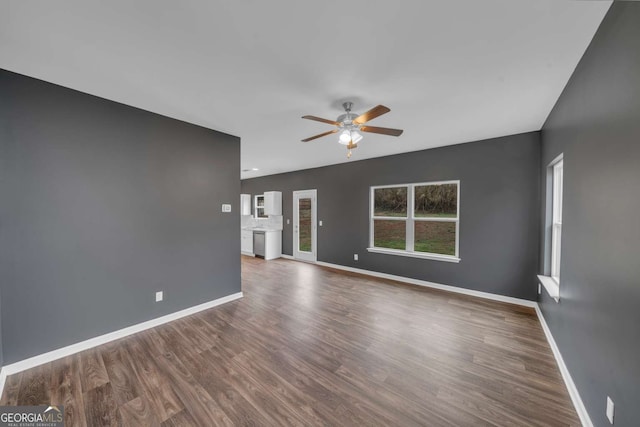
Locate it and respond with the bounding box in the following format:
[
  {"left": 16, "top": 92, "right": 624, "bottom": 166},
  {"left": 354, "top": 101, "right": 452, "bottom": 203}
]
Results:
[{"left": 293, "top": 189, "right": 317, "bottom": 262}]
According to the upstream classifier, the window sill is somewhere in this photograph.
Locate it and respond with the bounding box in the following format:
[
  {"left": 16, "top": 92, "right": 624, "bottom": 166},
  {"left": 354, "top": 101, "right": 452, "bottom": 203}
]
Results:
[
  {"left": 537, "top": 275, "right": 560, "bottom": 302},
  {"left": 366, "top": 247, "right": 460, "bottom": 263}
]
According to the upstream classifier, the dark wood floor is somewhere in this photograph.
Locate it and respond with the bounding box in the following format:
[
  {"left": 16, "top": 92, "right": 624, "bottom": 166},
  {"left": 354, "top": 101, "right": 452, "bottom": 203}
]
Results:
[{"left": 1, "top": 256, "right": 579, "bottom": 426}]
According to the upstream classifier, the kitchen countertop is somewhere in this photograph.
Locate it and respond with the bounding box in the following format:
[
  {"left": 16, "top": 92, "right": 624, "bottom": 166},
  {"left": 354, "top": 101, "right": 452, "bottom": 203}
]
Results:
[{"left": 242, "top": 227, "right": 282, "bottom": 232}]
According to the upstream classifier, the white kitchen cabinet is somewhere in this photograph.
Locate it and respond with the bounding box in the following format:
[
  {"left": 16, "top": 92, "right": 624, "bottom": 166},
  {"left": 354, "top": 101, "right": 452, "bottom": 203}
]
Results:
[
  {"left": 254, "top": 195, "right": 268, "bottom": 218},
  {"left": 264, "top": 191, "right": 282, "bottom": 216},
  {"left": 241, "top": 229, "right": 253, "bottom": 255},
  {"left": 263, "top": 230, "right": 282, "bottom": 260},
  {"left": 240, "top": 194, "right": 251, "bottom": 216}
]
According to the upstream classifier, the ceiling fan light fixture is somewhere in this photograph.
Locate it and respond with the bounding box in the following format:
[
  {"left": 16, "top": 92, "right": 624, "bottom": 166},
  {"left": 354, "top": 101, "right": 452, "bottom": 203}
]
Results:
[
  {"left": 338, "top": 129, "right": 363, "bottom": 145},
  {"left": 338, "top": 129, "right": 352, "bottom": 145},
  {"left": 351, "top": 130, "right": 363, "bottom": 144}
]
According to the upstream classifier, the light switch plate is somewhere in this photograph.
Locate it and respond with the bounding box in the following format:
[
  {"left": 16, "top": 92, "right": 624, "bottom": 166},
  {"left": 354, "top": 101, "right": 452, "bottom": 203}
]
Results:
[
  {"left": 354, "top": 254, "right": 358, "bottom": 261},
  {"left": 222, "top": 204, "right": 231, "bottom": 212},
  {"left": 155, "top": 291, "right": 163, "bottom": 302},
  {"left": 319, "top": 220, "right": 323, "bottom": 226},
  {"left": 606, "top": 396, "right": 614, "bottom": 424}
]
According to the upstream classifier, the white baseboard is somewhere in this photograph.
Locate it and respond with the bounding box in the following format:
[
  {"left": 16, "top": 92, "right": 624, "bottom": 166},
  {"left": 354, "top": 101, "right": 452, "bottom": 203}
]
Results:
[
  {"left": 280, "top": 254, "right": 294, "bottom": 260},
  {"left": 314, "top": 261, "right": 537, "bottom": 308},
  {"left": 0, "top": 291, "right": 243, "bottom": 396},
  {"left": 535, "top": 305, "right": 592, "bottom": 427}
]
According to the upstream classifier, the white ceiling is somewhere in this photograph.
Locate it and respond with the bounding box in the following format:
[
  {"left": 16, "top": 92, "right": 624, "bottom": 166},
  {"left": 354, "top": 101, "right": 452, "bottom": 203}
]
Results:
[{"left": 0, "top": 1, "right": 610, "bottom": 178}]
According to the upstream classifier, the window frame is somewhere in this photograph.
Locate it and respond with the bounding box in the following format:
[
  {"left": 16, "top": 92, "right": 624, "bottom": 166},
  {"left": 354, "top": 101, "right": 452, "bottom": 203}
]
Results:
[
  {"left": 367, "top": 180, "right": 461, "bottom": 263},
  {"left": 550, "top": 158, "right": 563, "bottom": 284},
  {"left": 538, "top": 154, "right": 563, "bottom": 303}
]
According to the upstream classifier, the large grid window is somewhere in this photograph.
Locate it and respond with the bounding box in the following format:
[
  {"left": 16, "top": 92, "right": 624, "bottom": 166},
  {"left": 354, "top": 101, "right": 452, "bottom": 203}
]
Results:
[
  {"left": 551, "top": 159, "right": 563, "bottom": 283},
  {"left": 368, "top": 181, "right": 460, "bottom": 262}
]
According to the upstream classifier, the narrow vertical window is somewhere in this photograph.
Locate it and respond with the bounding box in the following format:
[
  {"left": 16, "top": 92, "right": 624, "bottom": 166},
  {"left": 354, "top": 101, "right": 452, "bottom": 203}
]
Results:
[{"left": 551, "top": 159, "right": 563, "bottom": 283}]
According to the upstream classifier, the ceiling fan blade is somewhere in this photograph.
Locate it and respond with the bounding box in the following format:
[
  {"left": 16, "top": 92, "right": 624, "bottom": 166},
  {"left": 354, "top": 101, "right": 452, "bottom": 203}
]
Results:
[
  {"left": 301, "top": 129, "right": 338, "bottom": 142},
  {"left": 302, "top": 115, "right": 340, "bottom": 126},
  {"left": 360, "top": 126, "right": 404, "bottom": 137},
  {"left": 352, "top": 105, "right": 391, "bottom": 125}
]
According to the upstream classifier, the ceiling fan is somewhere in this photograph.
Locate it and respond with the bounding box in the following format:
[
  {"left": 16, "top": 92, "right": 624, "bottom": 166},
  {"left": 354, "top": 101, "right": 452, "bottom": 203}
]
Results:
[{"left": 301, "top": 102, "right": 403, "bottom": 158}]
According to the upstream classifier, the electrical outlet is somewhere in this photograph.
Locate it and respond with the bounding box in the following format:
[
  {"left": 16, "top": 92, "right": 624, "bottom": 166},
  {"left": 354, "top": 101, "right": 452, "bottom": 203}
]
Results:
[
  {"left": 155, "top": 291, "right": 164, "bottom": 302},
  {"left": 287, "top": 219, "right": 290, "bottom": 224},
  {"left": 319, "top": 220, "right": 323, "bottom": 226},
  {"left": 606, "top": 396, "right": 614, "bottom": 424},
  {"left": 221, "top": 204, "right": 231, "bottom": 213},
  {"left": 354, "top": 254, "right": 358, "bottom": 261},
  {"left": 538, "top": 284, "right": 541, "bottom": 295}
]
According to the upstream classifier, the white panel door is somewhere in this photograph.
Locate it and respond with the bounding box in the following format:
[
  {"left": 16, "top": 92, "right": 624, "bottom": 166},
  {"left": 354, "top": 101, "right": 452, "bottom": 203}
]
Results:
[{"left": 293, "top": 190, "right": 317, "bottom": 262}]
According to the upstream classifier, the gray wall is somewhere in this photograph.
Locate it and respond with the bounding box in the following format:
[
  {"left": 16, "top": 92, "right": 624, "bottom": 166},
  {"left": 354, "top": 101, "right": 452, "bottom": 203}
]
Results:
[
  {"left": 539, "top": 3, "right": 640, "bottom": 426},
  {"left": 0, "top": 70, "right": 241, "bottom": 364},
  {"left": 243, "top": 132, "right": 541, "bottom": 300}
]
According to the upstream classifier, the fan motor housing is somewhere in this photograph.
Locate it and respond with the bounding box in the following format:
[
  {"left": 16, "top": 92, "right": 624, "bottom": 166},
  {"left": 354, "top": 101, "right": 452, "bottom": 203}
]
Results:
[{"left": 336, "top": 113, "right": 357, "bottom": 127}]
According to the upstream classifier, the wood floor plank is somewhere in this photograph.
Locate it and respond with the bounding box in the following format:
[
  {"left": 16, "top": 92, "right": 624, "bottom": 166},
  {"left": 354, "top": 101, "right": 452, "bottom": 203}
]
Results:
[
  {"left": 154, "top": 351, "right": 234, "bottom": 426},
  {"left": 83, "top": 383, "right": 122, "bottom": 427},
  {"left": 162, "top": 333, "right": 274, "bottom": 427},
  {"left": 100, "top": 342, "right": 142, "bottom": 406},
  {"left": 121, "top": 338, "right": 183, "bottom": 422},
  {"left": 135, "top": 328, "right": 172, "bottom": 357},
  {"left": 160, "top": 410, "right": 198, "bottom": 427},
  {"left": 0, "top": 256, "right": 581, "bottom": 425},
  {"left": 171, "top": 317, "right": 213, "bottom": 353},
  {"left": 0, "top": 372, "right": 23, "bottom": 405},
  {"left": 119, "top": 395, "right": 161, "bottom": 426},
  {"left": 196, "top": 346, "right": 305, "bottom": 426},
  {"left": 16, "top": 364, "right": 50, "bottom": 405},
  {"left": 79, "top": 348, "right": 109, "bottom": 392},
  {"left": 231, "top": 350, "right": 331, "bottom": 426},
  {"left": 49, "top": 355, "right": 87, "bottom": 427}
]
